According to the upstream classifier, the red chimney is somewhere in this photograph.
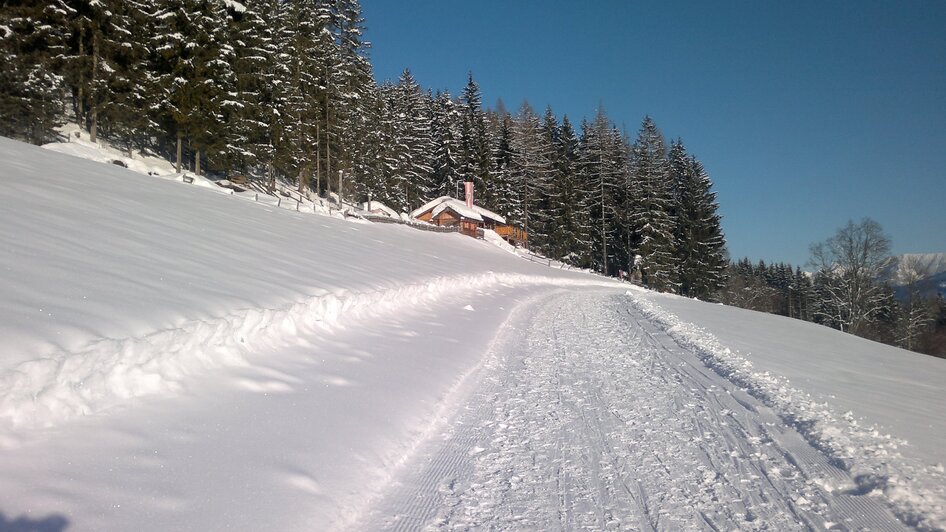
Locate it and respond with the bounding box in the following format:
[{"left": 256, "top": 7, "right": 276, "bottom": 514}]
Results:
[{"left": 464, "top": 181, "right": 473, "bottom": 208}]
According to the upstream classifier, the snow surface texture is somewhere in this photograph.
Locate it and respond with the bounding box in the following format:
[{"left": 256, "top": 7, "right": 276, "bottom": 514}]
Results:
[
  {"left": 362, "top": 289, "right": 907, "bottom": 530},
  {"left": 2, "top": 135, "right": 945, "bottom": 530},
  {"left": 627, "top": 290, "right": 946, "bottom": 530}
]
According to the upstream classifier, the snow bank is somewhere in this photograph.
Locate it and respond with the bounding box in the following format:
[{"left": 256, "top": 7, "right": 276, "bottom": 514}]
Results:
[
  {"left": 42, "top": 123, "right": 177, "bottom": 177},
  {"left": 0, "top": 272, "right": 615, "bottom": 430},
  {"left": 626, "top": 290, "right": 946, "bottom": 530}
]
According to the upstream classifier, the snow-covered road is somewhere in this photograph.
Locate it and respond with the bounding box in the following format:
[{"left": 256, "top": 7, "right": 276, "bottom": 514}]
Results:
[{"left": 362, "top": 289, "right": 907, "bottom": 531}]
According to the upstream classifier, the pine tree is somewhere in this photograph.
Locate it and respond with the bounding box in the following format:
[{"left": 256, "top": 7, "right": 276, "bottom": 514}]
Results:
[
  {"left": 216, "top": 1, "right": 271, "bottom": 177},
  {"left": 670, "top": 140, "right": 727, "bottom": 299},
  {"left": 577, "top": 109, "right": 625, "bottom": 273},
  {"left": 510, "top": 101, "right": 554, "bottom": 252},
  {"left": 459, "top": 73, "right": 494, "bottom": 208},
  {"left": 324, "top": 0, "right": 375, "bottom": 201},
  {"left": 429, "top": 90, "right": 462, "bottom": 198},
  {"left": 151, "top": 0, "right": 234, "bottom": 175},
  {"left": 383, "top": 69, "right": 434, "bottom": 210},
  {"left": 0, "top": 2, "right": 65, "bottom": 143},
  {"left": 629, "top": 116, "right": 678, "bottom": 291},
  {"left": 491, "top": 107, "right": 518, "bottom": 219},
  {"left": 549, "top": 115, "right": 586, "bottom": 263}
]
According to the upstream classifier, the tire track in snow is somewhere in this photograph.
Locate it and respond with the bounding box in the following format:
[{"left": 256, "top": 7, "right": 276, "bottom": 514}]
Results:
[{"left": 362, "top": 289, "right": 907, "bottom": 530}]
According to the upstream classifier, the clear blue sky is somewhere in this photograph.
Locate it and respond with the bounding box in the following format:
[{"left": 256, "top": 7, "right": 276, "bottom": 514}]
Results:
[{"left": 362, "top": 0, "right": 946, "bottom": 266}]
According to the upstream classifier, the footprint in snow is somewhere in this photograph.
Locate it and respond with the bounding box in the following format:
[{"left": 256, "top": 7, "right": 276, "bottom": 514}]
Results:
[{"left": 463, "top": 305, "right": 475, "bottom": 311}]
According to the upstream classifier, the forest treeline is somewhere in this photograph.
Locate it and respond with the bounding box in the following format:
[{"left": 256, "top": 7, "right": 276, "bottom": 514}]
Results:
[
  {"left": 0, "top": 0, "right": 727, "bottom": 296},
  {"left": 723, "top": 220, "right": 946, "bottom": 358}
]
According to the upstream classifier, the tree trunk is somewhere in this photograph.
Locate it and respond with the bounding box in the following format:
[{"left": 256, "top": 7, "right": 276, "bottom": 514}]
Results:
[
  {"left": 315, "top": 122, "right": 321, "bottom": 196},
  {"left": 89, "top": 34, "right": 98, "bottom": 144},
  {"left": 601, "top": 165, "right": 607, "bottom": 275},
  {"left": 325, "top": 89, "right": 331, "bottom": 195},
  {"left": 77, "top": 24, "right": 85, "bottom": 127},
  {"left": 195, "top": 149, "right": 201, "bottom": 176},
  {"left": 298, "top": 166, "right": 307, "bottom": 194},
  {"left": 176, "top": 132, "right": 183, "bottom": 173}
]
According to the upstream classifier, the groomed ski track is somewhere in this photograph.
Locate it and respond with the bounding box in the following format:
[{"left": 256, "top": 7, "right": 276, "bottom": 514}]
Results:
[
  {"left": 360, "top": 288, "right": 907, "bottom": 531},
  {"left": 0, "top": 280, "right": 926, "bottom": 530}
]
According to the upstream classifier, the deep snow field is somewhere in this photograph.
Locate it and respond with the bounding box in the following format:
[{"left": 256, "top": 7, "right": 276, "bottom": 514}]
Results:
[{"left": 1, "top": 135, "right": 944, "bottom": 531}]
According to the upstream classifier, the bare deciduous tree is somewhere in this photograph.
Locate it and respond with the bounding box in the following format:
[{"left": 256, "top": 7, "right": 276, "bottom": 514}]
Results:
[
  {"left": 896, "top": 255, "right": 935, "bottom": 350},
  {"left": 809, "top": 218, "right": 891, "bottom": 335}
]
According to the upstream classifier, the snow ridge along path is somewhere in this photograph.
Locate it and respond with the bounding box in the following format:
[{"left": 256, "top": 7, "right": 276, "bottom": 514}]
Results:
[
  {"left": 362, "top": 289, "right": 909, "bottom": 531},
  {"left": 0, "top": 273, "right": 616, "bottom": 432},
  {"left": 628, "top": 290, "right": 946, "bottom": 530}
]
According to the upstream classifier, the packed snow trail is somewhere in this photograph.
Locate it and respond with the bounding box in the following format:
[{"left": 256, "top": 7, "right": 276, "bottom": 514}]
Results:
[{"left": 361, "top": 288, "right": 907, "bottom": 531}]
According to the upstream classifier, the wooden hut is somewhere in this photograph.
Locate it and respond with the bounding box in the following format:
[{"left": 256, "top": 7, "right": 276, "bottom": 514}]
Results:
[{"left": 410, "top": 196, "right": 527, "bottom": 244}]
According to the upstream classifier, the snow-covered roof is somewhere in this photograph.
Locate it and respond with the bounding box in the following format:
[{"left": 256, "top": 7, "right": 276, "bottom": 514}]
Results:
[
  {"left": 410, "top": 196, "right": 506, "bottom": 225},
  {"left": 223, "top": 0, "right": 246, "bottom": 12},
  {"left": 359, "top": 200, "right": 399, "bottom": 218}
]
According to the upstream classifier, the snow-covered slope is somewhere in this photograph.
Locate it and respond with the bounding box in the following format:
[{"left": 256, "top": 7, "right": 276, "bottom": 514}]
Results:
[
  {"left": 2, "top": 135, "right": 946, "bottom": 530},
  {"left": 0, "top": 136, "right": 607, "bottom": 429}
]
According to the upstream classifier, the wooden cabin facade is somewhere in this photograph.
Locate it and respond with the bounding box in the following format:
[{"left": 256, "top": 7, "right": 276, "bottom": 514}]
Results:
[{"left": 494, "top": 224, "right": 529, "bottom": 246}]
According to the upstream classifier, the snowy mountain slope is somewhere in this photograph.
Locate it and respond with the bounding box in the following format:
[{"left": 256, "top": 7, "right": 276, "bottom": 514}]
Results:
[{"left": 2, "top": 135, "right": 946, "bottom": 530}]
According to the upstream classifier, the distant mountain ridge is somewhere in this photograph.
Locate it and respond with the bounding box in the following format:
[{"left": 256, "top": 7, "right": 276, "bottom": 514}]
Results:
[{"left": 881, "top": 252, "right": 946, "bottom": 298}]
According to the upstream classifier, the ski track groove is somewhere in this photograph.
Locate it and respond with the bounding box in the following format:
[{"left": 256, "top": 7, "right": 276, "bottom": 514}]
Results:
[{"left": 360, "top": 289, "right": 909, "bottom": 531}]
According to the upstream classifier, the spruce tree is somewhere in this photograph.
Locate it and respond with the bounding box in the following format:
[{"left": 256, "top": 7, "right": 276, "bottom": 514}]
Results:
[
  {"left": 510, "top": 101, "right": 554, "bottom": 252},
  {"left": 385, "top": 69, "right": 434, "bottom": 210},
  {"left": 0, "top": 2, "right": 65, "bottom": 143},
  {"left": 550, "top": 115, "right": 586, "bottom": 264},
  {"left": 629, "top": 116, "right": 678, "bottom": 291},
  {"left": 577, "top": 109, "right": 621, "bottom": 273},
  {"left": 216, "top": 1, "right": 271, "bottom": 177},
  {"left": 491, "top": 108, "right": 519, "bottom": 220},
  {"left": 429, "top": 90, "right": 462, "bottom": 198},
  {"left": 459, "top": 73, "right": 495, "bottom": 208},
  {"left": 151, "top": 0, "right": 234, "bottom": 175},
  {"left": 670, "top": 140, "right": 727, "bottom": 299}
]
